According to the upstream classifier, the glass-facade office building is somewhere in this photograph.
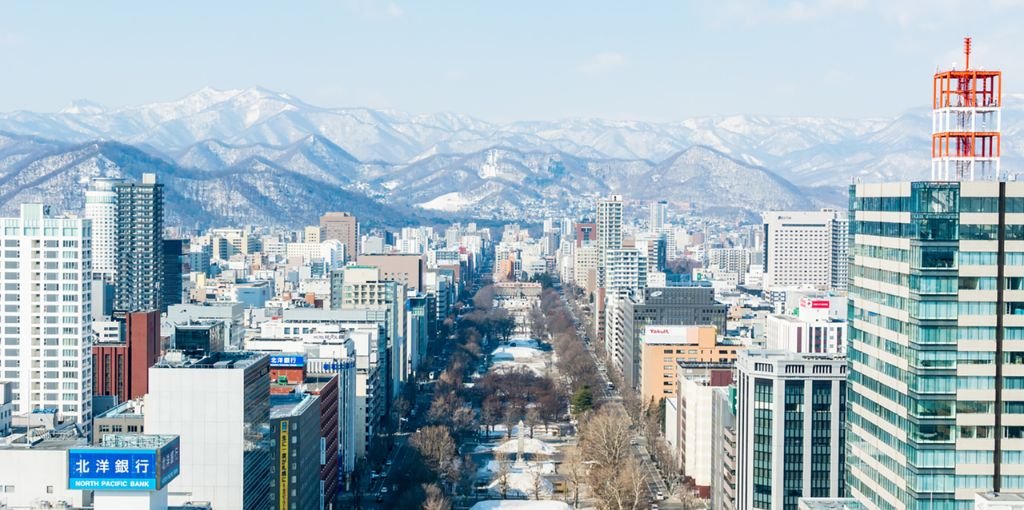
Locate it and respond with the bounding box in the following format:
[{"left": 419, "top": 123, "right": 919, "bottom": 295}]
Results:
[
  {"left": 736, "top": 350, "right": 847, "bottom": 509},
  {"left": 847, "top": 181, "right": 1024, "bottom": 509}
]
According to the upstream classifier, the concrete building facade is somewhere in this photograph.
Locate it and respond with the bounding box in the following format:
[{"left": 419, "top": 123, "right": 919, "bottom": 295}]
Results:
[
  {"left": 736, "top": 350, "right": 847, "bottom": 510},
  {"left": 0, "top": 204, "right": 93, "bottom": 433}
]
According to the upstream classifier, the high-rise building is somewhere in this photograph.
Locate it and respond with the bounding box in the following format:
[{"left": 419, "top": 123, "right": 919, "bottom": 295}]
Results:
[
  {"left": 639, "top": 326, "right": 740, "bottom": 404},
  {"left": 84, "top": 177, "right": 122, "bottom": 282},
  {"left": 320, "top": 212, "right": 359, "bottom": 260},
  {"left": 596, "top": 194, "right": 624, "bottom": 281},
  {"left": 829, "top": 218, "right": 849, "bottom": 291},
  {"left": 574, "top": 221, "right": 597, "bottom": 248},
  {"left": 303, "top": 373, "right": 341, "bottom": 504},
  {"left": 0, "top": 204, "right": 93, "bottom": 433},
  {"left": 846, "top": 182, "right": 1024, "bottom": 508},
  {"left": 672, "top": 364, "right": 734, "bottom": 498},
  {"left": 355, "top": 254, "right": 424, "bottom": 292},
  {"left": 604, "top": 248, "right": 647, "bottom": 297},
  {"left": 145, "top": 352, "right": 272, "bottom": 510},
  {"left": 114, "top": 173, "right": 164, "bottom": 312},
  {"left": 335, "top": 265, "right": 406, "bottom": 395},
  {"left": 162, "top": 238, "right": 188, "bottom": 311},
  {"left": 595, "top": 195, "right": 624, "bottom": 346},
  {"left": 736, "top": 350, "right": 847, "bottom": 510},
  {"left": 635, "top": 232, "right": 668, "bottom": 275},
  {"left": 269, "top": 393, "right": 322, "bottom": 510},
  {"left": 650, "top": 200, "right": 668, "bottom": 231},
  {"left": 762, "top": 209, "right": 848, "bottom": 291},
  {"left": 846, "top": 40, "right": 1013, "bottom": 509}
]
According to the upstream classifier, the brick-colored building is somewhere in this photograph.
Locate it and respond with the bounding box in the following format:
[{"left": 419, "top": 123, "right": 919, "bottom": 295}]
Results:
[{"left": 93, "top": 310, "right": 161, "bottom": 402}]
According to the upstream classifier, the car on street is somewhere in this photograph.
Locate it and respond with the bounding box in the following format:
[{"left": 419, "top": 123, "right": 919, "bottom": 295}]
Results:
[{"left": 656, "top": 490, "right": 664, "bottom": 500}]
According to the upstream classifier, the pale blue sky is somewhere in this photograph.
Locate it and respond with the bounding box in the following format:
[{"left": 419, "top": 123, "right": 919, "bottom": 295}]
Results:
[{"left": 1, "top": 0, "right": 1022, "bottom": 121}]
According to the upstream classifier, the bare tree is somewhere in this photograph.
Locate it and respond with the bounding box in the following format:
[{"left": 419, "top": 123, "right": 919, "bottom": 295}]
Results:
[
  {"left": 410, "top": 425, "right": 457, "bottom": 476},
  {"left": 677, "top": 486, "right": 707, "bottom": 510},
  {"left": 525, "top": 405, "right": 541, "bottom": 438},
  {"left": 579, "top": 406, "right": 633, "bottom": 468},
  {"left": 531, "top": 468, "right": 545, "bottom": 501},
  {"left": 422, "top": 483, "right": 452, "bottom": 510},
  {"left": 578, "top": 406, "right": 653, "bottom": 510},
  {"left": 562, "top": 445, "right": 586, "bottom": 508},
  {"left": 502, "top": 404, "right": 518, "bottom": 439},
  {"left": 473, "top": 285, "right": 496, "bottom": 310},
  {"left": 590, "top": 456, "right": 648, "bottom": 510},
  {"left": 495, "top": 452, "right": 512, "bottom": 500}
]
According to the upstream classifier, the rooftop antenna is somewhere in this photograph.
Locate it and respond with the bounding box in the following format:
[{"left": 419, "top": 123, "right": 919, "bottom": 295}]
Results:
[{"left": 964, "top": 36, "right": 971, "bottom": 70}]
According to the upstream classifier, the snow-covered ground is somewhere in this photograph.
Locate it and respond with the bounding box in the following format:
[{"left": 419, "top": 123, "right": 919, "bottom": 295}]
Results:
[
  {"left": 493, "top": 437, "right": 556, "bottom": 456},
  {"left": 479, "top": 459, "right": 557, "bottom": 475},
  {"left": 419, "top": 191, "right": 480, "bottom": 211},
  {"left": 490, "top": 339, "right": 549, "bottom": 376},
  {"left": 485, "top": 471, "right": 554, "bottom": 498}
]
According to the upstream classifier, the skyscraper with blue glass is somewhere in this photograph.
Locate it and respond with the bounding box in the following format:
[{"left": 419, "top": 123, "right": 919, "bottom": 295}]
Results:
[
  {"left": 846, "top": 38, "right": 1011, "bottom": 510},
  {"left": 847, "top": 181, "right": 1024, "bottom": 510}
]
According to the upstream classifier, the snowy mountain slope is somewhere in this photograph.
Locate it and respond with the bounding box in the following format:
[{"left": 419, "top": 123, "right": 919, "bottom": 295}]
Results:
[
  {"left": 7, "top": 87, "right": 1024, "bottom": 224},
  {"left": 0, "top": 133, "right": 414, "bottom": 228},
  {"left": 8, "top": 87, "right": 1024, "bottom": 188},
  {"left": 368, "top": 145, "right": 812, "bottom": 220}
]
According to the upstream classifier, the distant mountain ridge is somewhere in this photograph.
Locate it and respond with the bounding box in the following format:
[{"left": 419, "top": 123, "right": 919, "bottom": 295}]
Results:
[{"left": 0, "top": 87, "right": 1019, "bottom": 225}]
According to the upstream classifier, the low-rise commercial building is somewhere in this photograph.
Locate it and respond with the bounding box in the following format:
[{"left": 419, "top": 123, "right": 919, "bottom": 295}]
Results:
[
  {"left": 93, "top": 398, "right": 145, "bottom": 444},
  {"left": 765, "top": 298, "right": 846, "bottom": 354},
  {"left": 639, "top": 325, "right": 742, "bottom": 403}
]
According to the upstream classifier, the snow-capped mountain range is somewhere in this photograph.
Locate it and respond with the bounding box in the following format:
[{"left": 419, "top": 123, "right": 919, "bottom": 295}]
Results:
[{"left": 1, "top": 87, "right": 1020, "bottom": 226}]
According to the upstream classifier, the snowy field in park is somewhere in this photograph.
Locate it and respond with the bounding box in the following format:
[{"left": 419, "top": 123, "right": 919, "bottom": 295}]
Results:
[{"left": 490, "top": 338, "right": 549, "bottom": 376}]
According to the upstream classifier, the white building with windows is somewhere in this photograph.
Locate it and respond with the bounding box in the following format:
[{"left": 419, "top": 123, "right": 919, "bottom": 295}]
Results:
[
  {"left": 762, "top": 210, "right": 847, "bottom": 291},
  {"left": 0, "top": 204, "right": 93, "bottom": 434},
  {"left": 84, "top": 178, "right": 120, "bottom": 282}
]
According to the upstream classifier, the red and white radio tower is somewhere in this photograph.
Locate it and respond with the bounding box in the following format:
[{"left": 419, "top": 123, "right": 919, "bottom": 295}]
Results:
[{"left": 931, "top": 37, "right": 1002, "bottom": 181}]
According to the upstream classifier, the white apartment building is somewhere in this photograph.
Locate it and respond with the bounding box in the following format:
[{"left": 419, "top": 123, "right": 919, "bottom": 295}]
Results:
[
  {"left": 286, "top": 239, "right": 345, "bottom": 268},
  {"left": 596, "top": 194, "right": 624, "bottom": 284},
  {"left": 0, "top": 204, "right": 93, "bottom": 434},
  {"left": 708, "top": 248, "right": 751, "bottom": 276},
  {"left": 83, "top": 178, "right": 120, "bottom": 281},
  {"left": 762, "top": 210, "right": 847, "bottom": 291},
  {"left": 677, "top": 368, "right": 732, "bottom": 491},
  {"left": 605, "top": 248, "right": 647, "bottom": 296}
]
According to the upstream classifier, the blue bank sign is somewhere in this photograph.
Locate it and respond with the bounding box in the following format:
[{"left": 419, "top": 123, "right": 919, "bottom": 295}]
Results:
[
  {"left": 68, "top": 437, "right": 180, "bottom": 491},
  {"left": 269, "top": 354, "right": 305, "bottom": 368}
]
